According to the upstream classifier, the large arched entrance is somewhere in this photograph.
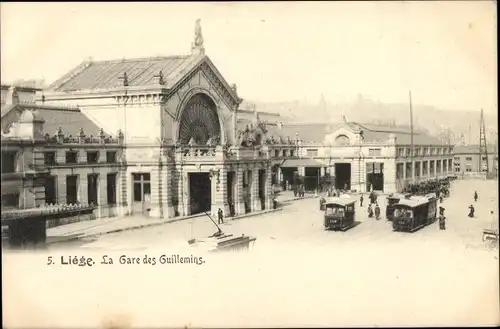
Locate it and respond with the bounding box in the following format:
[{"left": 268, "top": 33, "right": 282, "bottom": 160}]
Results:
[
  {"left": 178, "top": 93, "right": 221, "bottom": 145},
  {"left": 178, "top": 93, "right": 222, "bottom": 215}
]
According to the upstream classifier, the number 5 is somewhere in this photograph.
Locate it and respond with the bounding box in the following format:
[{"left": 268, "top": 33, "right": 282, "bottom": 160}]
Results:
[{"left": 47, "top": 256, "right": 53, "bottom": 265}]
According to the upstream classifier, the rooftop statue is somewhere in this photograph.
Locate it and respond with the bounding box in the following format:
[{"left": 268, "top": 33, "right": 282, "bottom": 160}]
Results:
[{"left": 194, "top": 19, "right": 204, "bottom": 48}]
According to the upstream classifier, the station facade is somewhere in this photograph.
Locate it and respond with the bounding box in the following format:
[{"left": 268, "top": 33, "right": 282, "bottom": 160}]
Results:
[
  {"left": 279, "top": 122, "right": 456, "bottom": 194},
  {"left": 5, "top": 22, "right": 298, "bottom": 222}
]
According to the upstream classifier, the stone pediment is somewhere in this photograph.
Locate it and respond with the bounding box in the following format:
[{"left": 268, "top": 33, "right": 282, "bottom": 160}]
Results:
[
  {"left": 167, "top": 56, "right": 242, "bottom": 113},
  {"left": 325, "top": 125, "right": 361, "bottom": 146}
]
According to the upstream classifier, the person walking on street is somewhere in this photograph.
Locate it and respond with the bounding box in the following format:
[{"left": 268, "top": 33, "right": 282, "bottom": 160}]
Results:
[
  {"left": 374, "top": 203, "right": 381, "bottom": 220},
  {"left": 368, "top": 204, "right": 374, "bottom": 218},
  {"left": 468, "top": 204, "right": 475, "bottom": 218},
  {"left": 474, "top": 191, "right": 478, "bottom": 202},
  {"left": 217, "top": 208, "right": 224, "bottom": 225},
  {"left": 439, "top": 207, "right": 446, "bottom": 230},
  {"left": 360, "top": 194, "right": 364, "bottom": 207}
]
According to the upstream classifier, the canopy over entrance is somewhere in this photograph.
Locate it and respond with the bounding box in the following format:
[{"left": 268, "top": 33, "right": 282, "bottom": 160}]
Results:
[{"left": 281, "top": 158, "right": 324, "bottom": 168}]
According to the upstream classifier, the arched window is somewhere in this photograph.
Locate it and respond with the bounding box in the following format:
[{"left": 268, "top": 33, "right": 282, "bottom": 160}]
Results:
[
  {"left": 255, "top": 133, "right": 262, "bottom": 146},
  {"left": 335, "top": 134, "right": 350, "bottom": 146}
]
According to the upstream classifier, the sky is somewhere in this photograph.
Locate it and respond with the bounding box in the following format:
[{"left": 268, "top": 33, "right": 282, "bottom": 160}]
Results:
[{"left": 1, "top": 1, "right": 497, "bottom": 114}]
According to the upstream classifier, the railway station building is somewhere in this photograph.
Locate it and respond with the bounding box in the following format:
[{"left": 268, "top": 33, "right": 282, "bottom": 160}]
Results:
[
  {"left": 279, "top": 122, "right": 456, "bottom": 194},
  {"left": 2, "top": 21, "right": 300, "bottom": 224}
]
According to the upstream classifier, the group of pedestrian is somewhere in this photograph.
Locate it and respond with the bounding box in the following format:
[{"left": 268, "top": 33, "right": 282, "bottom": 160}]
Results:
[
  {"left": 366, "top": 191, "right": 380, "bottom": 220},
  {"left": 293, "top": 184, "right": 306, "bottom": 198}
]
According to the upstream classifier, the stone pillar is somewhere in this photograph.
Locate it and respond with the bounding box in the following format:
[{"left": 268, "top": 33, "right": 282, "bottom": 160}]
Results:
[
  {"left": 383, "top": 160, "right": 397, "bottom": 194},
  {"left": 351, "top": 159, "right": 360, "bottom": 192},
  {"left": 98, "top": 173, "right": 107, "bottom": 218},
  {"left": 56, "top": 149, "right": 66, "bottom": 166},
  {"left": 235, "top": 166, "right": 245, "bottom": 215},
  {"left": 32, "top": 146, "right": 46, "bottom": 206},
  {"left": 56, "top": 175, "right": 67, "bottom": 205},
  {"left": 265, "top": 167, "right": 273, "bottom": 210},
  {"left": 117, "top": 167, "right": 128, "bottom": 217},
  {"left": 298, "top": 166, "right": 305, "bottom": 176},
  {"left": 149, "top": 163, "right": 162, "bottom": 218},
  {"left": 251, "top": 168, "right": 259, "bottom": 212},
  {"left": 211, "top": 166, "right": 229, "bottom": 217},
  {"left": 181, "top": 171, "right": 189, "bottom": 216},
  {"left": 79, "top": 174, "right": 88, "bottom": 205},
  {"left": 162, "top": 166, "right": 175, "bottom": 219}
]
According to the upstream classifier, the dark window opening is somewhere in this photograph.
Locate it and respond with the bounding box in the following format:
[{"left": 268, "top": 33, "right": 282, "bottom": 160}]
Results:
[
  {"left": 44, "top": 176, "right": 57, "bottom": 204},
  {"left": 66, "top": 151, "right": 78, "bottom": 164},
  {"left": 107, "top": 173, "right": 117, "bottom": 205},
  {"left": 2, "top": 193, "right": 19, "bottom": 208},
  {"left": 106, "top": 151, "right": 117, "bottom": 163},
  {"left": 66, "top": 175, "right": 78, "bottom": 204},
  {"left": 274, "top": 150, "right": 279, "bottom": 157},
  {"left": 44, "top": 152, "right": 57, "bottom": 166},
  {"left": 87, "top": 174, "right": 99, "bottom": 205},
  {"left": 290, "top": 150, "right": 295, "bottom": 157},
  {"left": 87, "top": 151, "right": 99, "bottom": 164},
  {"left": 1, "top": 151, "right": 17, "bottom": 173}
]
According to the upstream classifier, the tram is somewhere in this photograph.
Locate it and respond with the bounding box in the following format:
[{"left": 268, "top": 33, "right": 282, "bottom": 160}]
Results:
[
  {"left": 392, "top": 193, "right": 437, "bottom": 232},
  {"left": 323, "top": 196, "right": 356, "bottom": 231},
  {"left": 386, "top": 192, "right": 412, "bottom": 221}
]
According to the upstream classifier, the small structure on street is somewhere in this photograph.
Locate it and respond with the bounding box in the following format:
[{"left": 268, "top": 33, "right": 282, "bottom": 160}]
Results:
[{"left": 187, "top": 212, "right": 256, "bottom": 252}]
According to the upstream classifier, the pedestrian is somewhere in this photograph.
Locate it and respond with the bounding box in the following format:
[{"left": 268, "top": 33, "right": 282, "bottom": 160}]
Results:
[
  {"left": 217, "top": 208, "right": 224, "bottom": 224},
  {"left": 368, "top": 204, "right": 374, "bottom": 218},
  {"left": 439, "top": 195, "right": 443, "bottom": 203},
  {"left": 360, "top": 194, "right": 364, "bottom": 207},
  {"left": 374, "top": 203, "right": 381, "bottom": 220},
  {"left": 439, "top": 207, "right": 446, "bottom": 230},
  {"left": 474, "top": 191, "right": 478, "bottom": 202},
  {"left": 468, "top": 204, "right": 475, "bottom": 218}
]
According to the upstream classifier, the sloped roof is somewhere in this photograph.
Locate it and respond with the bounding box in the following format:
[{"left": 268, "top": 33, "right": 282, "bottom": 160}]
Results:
[
  {"left": 348, "top": 122, "right": 442, "bottom": 145},
  {"left": 48, "top": 54, "right": 202, "bottom": 92},
  {"left": 280, "top": 123, "right": 331, "bottom": 143},
  {"left": 2, "top": 103, "right": 103, "bottom": 136},
  {"left": 454, "top": 144, "right": 498, "bottom": 154},
  {"left": 236, "top": 120, "right": 287, "bottom": 140}
]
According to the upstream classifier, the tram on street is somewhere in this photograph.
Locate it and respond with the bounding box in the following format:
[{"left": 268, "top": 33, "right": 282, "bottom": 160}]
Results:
[
  {"left": 386, "top": 192, "right": 412, "bottom": 221},
  {"left": 392, "top": 193, "right": 438, "bottom": 232},
  {"left": 323, "top": 196, "right": 356, "bottom": 231}
]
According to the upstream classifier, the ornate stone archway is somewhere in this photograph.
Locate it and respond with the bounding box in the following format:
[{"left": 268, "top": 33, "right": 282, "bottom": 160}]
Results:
[{"left": 178, "top": 93, "right": 221, "bottom": 145}]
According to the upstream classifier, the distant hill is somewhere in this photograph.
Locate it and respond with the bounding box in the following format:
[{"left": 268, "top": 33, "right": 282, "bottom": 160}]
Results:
[{"left": 242, "top": 96, "right": 498, "bottom": 144}]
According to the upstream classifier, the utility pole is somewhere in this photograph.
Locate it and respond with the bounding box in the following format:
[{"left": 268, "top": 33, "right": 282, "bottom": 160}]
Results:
[
  {"left": 479, "top": 109, "right": 489, "bottom": 173},
  {"left": 409, "top": 90, "right": 414, "bottom": 185}
]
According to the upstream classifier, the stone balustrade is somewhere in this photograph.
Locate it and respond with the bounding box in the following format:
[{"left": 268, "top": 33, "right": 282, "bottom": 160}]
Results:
[
  {"left": 176, "top": 145, "right": 271, "bottom": 162},
  {"left": 44, "top": 126, "right": 124, "bottom": 145},
  {"left": 1, "top": 203, "right": 96, "bottom": 221}
]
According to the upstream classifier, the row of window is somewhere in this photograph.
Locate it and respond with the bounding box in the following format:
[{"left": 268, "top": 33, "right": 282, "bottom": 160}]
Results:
[
  {"left": 397, "top": 146, "right": 453, "bottom": 157},
  {"left": 44, "top": 150, "right": 117, "bottom": 165},
  {"left": 274, "top": 149, "right": 295, "bottom": 157},
  {"left": 454, "top": 156, "right": 498, "bottom": 162},
  {"left": 305, "top": 148, "right": 383, "bottom": 158},
  {"left": 397, "top": 160, "right": 452, "bottom": 178},
  {"left": 1, "top": 173, "right": 118, "bottom": 209},
  {"left": 44, "top": 173, "right": 118, "bottom": 206}
]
